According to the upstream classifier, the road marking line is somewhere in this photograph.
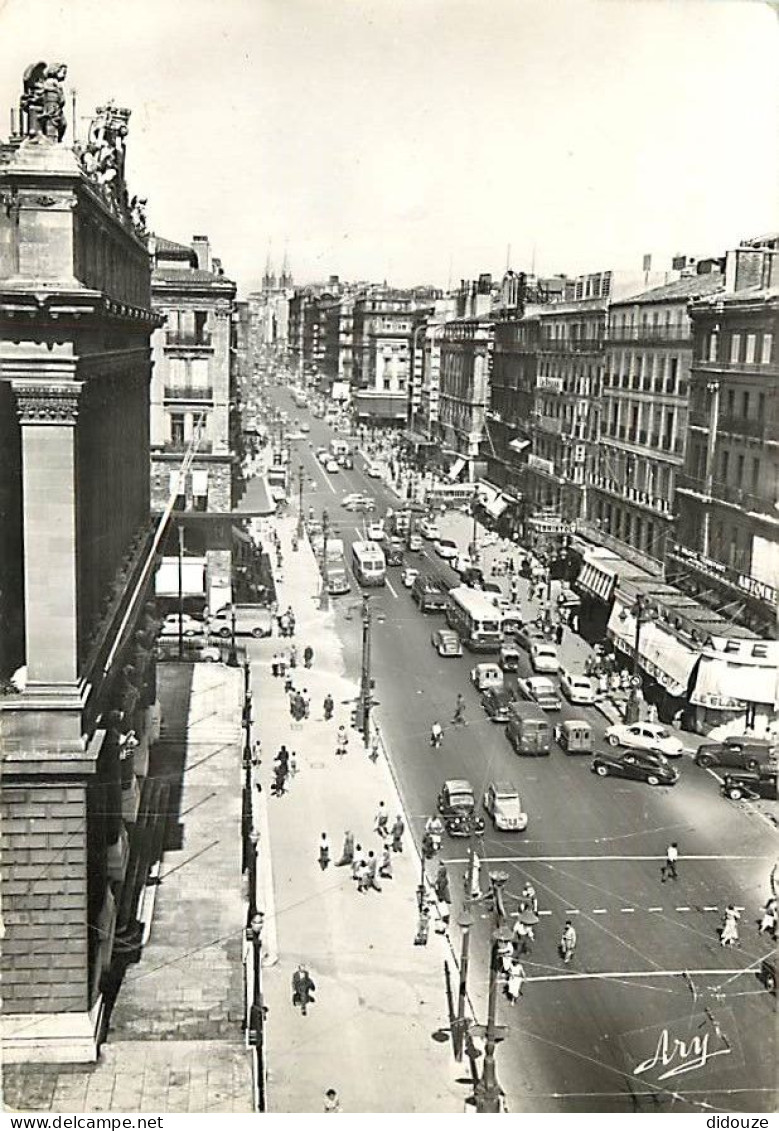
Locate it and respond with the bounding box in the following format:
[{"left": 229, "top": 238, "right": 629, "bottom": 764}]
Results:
[
  {"left": 591, "top": 908, "right": 607, "bottom": 914},
  {"left": 442, "top": 853, "right": 766, "bottom": 864},
  {"left": 528, "top": 966, "right": 759, "bottom": 983},
  {"left": 620, "top": 907, "right": 635, "bottom": 913},
  {"left": 703, "top": 905, "right": 719, "bottom": 912},
  {"left": 675, "top": 905, "right": 691, "bottom": 911},
  {"left": 538, "top": 909, "right": 552, "bottom": 916},
  {"left": 647, "top": 906, "right": 663, "bottom": 912},
  {"left": 385, "top": 576, "right": 399, "bottom": 599},
  {"left": 565, "top": 909, "right": 580, "bottom": 915}
]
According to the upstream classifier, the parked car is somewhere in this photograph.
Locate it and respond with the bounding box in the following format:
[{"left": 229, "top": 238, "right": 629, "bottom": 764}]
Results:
[
  {"left": 160, "top": 613, "right": 206, "bottom": 638},
  {"left": 517, "top": 675, "right": 562, "bottom": 711},
  {"left": 325, "top": 458, "right": 340, "bottom": 473},
  {"left": 470, "top": 662, "right": 504, "bottom": 692},
  {"left": 434, "top": 537, "right": 459, "bottom": 561},
  {"left": 530, "top": 640, "right": 559, "bottom": 673},
  {"left": 695, "top": 736, "right": 777, "bottom": 773},
  {"left": 401, "top": 566, "right": 419, "bottom": 588},
  {"left": 483, "top": 781, "right": 528, "bottom": 832},
  {"left": 209, "top": 604, "right": 273, "bottom": 639},
  {"left": 721, "top": 767, "right": 778, "bottom": 801},
  {"left": 481, "top": 686, "right": 517, "bottom": 723},
  {"left": 411, "top": 574, "right": 447, "bottom": 612},
  {"left": 605, "top": 722, "right": 684, "bottom": 758},
  {"left": 591, "top": 749, "right": 679, "bottom": 787},
  {"left": 437, "top": 779, "right": 485, "bottom": 837},
  {"left": 419, "top": 518, "right": 441, "bottom": 540},
  {"left": 453, "top": 554, "right": 476, "bottom": 575},
  {"left": 559, "top": 669, "right": 598, "bottom": 706},
  {"left": 431, "top": 628, "right": 463, "bottom": 657}
]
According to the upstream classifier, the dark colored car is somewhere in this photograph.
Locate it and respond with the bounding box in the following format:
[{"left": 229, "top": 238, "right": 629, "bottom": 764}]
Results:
[
  {"left": 696, "top": 736, "right": 777, "bottom": 773},
  {"left": 591, "top": 749, "right": 679, "bottom": 787},
  {"left": 383, "top": 537, "right": 405, "bottom": 566},
  {"left": 516, "top": 624, "right": 547, "bottom": 653},
  {"left": 760, "top": 955, "right": 776, "bottom": 994},
  {"left": 461, "top": 566, "right": 485, "bottom": 588},
  {"left": 481, "top": 686, "right": 517, "bottom": 724},
  {"left": 721, "top": 767, "right": 778, "bottom": 801},
  {"left": 436, "top": 779, "right": 485, "bottom": 837},
  {"left": 411, "top": 575, "right": 447, "bottom": 612}
]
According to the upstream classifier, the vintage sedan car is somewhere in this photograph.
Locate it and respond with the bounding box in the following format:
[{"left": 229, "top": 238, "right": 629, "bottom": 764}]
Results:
[
  {"left": 419, "top": 518, "right": 441, "bottom": 540},
  {"left": 325, "top": 458, "right": 340, "bottom": 473},
  {"left": 498, "top": 642, "right": 521, "bottom": 671},
  {"left": 721, "top": 767, "right": 778, "bottom": 801},
  {"left": 401, "top": 566, "right": 419, "bottom": 588},
  {"left": 559, "top": 668, "right": 597, "bottom": 706},
  {"left": 436, "top": 779, "right": 485, "bottom": 837},
  {"left": 530, "top": 640, "right": 559, "bottom": 674},
  {"left": 406, "top": 532, "right": 423, "bottom": 552},
  {"left": 342, "top": 494, "right": 376, "bottom": 513},
  {"left": 366, "top": 521, "right": 385, "bottom": 541},
  {"left": 517, "top": 676, "right": 562, "bottom": 712},
  {"left": 470, "top": 662, "right": 504, "bottom": 692},
  {"left": 591, "top": 749, "right": 679, "bottom": 787},
  {"left": 431, "top": 628, "right": 463, "bottom": 657},
  {"left": 481, "top": 686, "right": 517, "bottom": 723},
  {"left": 516, "top": 624, "right": 547, "bottom": 652},
  {"left": 434, "top": 537, "right": 459, "bottom": 561},
  {"left": 605, "top": 722, "right": 684, "bottom": 758},
  {"left": 483, "top": 781, "right": 528, "bottom": 832},
  {"left": 160, "top": 612, "right": 206, "bottom": 638}
]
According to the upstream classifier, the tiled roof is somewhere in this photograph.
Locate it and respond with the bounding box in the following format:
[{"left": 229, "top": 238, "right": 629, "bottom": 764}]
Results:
[
  {"left": 694, "top": 283, "right": 779, "bottom": 306},
  {"left": 613, "top": 273, "right": 724, "bottom": 306},
  {"left": 154, "top": 235, "right": 196, "bottom": 261}
]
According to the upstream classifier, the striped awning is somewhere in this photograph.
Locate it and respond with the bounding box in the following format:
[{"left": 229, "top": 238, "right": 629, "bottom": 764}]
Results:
[{"left": 575, "top": 557, "right": 618, "bottom": 603}]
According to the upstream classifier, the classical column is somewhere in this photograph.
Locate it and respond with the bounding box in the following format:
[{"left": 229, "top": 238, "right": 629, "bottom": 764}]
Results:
[{"left": 12, "top": 380, "right": 82, "bottom": 686}]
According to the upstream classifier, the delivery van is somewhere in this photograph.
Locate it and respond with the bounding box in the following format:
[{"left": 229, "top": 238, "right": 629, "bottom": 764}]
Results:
[{"left": 506, "top": 700, "right": 552, "bottom": 757}]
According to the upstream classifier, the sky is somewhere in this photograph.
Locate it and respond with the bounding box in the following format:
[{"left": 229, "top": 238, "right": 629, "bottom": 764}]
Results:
[{"left": 0, "top": 0, "right": 777, "bottom": 294}]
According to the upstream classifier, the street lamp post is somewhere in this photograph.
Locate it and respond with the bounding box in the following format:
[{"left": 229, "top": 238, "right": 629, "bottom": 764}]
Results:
[
  {"left": 227, "top": 607, "right": 239, "bottom": 667},
  {"left": 622, "top": 593, "right": 657, "bottom": 724},
  {"left": 473, "top": 870, "right": 511, "bottom": 1113},
  {"left": 319, "top": 508, "right": 330, "bottom": 610},
  {"left": 296, "top": 463, "right": 305, "bottom": 540}
]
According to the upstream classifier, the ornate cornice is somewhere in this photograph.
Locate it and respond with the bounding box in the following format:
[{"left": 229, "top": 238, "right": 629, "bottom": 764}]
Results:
[{"left": 12, "top": 379, "right": 83, "bottom": 424}]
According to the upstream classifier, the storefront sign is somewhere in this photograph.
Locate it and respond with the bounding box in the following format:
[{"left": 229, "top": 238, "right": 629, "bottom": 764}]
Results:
[{"left": 670, "top": 543, "right": 777, "bottom": 606}]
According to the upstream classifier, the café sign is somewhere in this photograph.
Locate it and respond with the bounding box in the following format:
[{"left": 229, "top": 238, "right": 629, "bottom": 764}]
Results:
[{"left": 670, "top": 543, "right": 777, "bottom": 606}]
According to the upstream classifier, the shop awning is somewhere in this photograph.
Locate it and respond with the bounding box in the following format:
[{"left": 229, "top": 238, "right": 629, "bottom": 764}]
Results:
[
  {"left": 448, "top": 457, "right": 467, "bottom": 482},
  {"left": 691, "top": 653, "right": 777, "bottom": 710},
  {"left": 607, "top": 602, "right": 700, "bottom": 698},
  {"left": 508, "top": 438, "right": 531, "bottom": 453},
  {"left": 485, "top": 494, "right": 509, "bottom": 520},
  {"left": 155, "top": 557, "right": 206, "bottom": 597},
  {"left": 475, "top": 482, "right": 500, "bottom": 506},
  {"left": 232, "top": 524, "right": 253, "bottom": 545},
  {"left": 233, "top": 476, "right": 276, "bottom": 516},
  {"left": 575, "top": 556, "right": 618, "bottom": 603}
]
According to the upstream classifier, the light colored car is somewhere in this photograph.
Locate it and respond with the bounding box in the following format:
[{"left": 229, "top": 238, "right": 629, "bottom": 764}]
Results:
[
  {"left": 406, "top": 532, "right": 423, "bottom": 552},
  {"left": 480, "top": 531, "right": 500, "bottom": 547},
  {"left": 316, "top": 449, "right": 330, "bottom": 464},
  {"left": 160, "top": 613, "right": 205, "bottom": 638},
  {"left": 366, "top": 463, "right": 384, "bottom": 479},
  {"left": 559, "top": 668, "right": 597, "bottom": 705},
  {"left": 605, "top": 722, "right": 684, "bottom": 758},
  {"left": 342, "top": 494, "right": 375, "bottom": 512},
  {"left": 325, "top": 458, "right": 340, "bottom": 473},
  {"left": 483, "top": 781, "right": 528, "bottom": 832},
  {"left": 401, "top": 566, "right": 419, "bottom": 588},
  {"left": 453, "top": 554, "right": 476, "bottom": 575},
  {"left": 366, "top": 521, "right": 385, "bottom": 541},
  {"left": 530, "top": 640, "right": 559, "bottom": 673},
  {"left": 470, "top": 662, "right": 504, "bottom": 692},
  {"left": 434, "top": 537, "right": 459, "bottom": 561},
  {"left": 431, "top": 628, "right": 463, "bottom": 657},
  {"left": 419, "top": 518, "right": 441, "bottom": 540},
  {"left": 517, "top": 676, "right": 562, "bottom": 712},
  {"left": 286, "top": 430, "right": 305, "bottom": 441}
]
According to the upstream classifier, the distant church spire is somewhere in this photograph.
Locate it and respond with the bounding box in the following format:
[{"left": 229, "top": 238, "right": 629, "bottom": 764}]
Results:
[
  {"left": 263, "top": 243, "right": 276, "bottom": 292},
  {"left": 280, "top": 242, "right": 293, "bottom": 289}
]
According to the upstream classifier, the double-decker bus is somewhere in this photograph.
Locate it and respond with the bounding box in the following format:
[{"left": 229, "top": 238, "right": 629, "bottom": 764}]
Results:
[
  {"left": 351, "top": 541, "right": 386, "bottom": 587},
  {"left": 445, "top": 585, "right": 502, "bottom": 651}
]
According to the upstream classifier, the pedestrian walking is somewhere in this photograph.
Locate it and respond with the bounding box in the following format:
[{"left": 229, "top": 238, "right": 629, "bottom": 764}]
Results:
[
  {"left": 271, "top": 652, "right": 280, "bottom": 677},
  {"left": 323, "top": 1089, "right": 341, "bottom": 1113},
  {"left": 435, "top": 861, "right": 451, "bottom": 905},
  {"left": 720, "top": 905, "right": 740, "bottom": 947},
  {"left": 289, "top": 751, "right": 298, "bottom": 777},
  {"left": 555, "top": 623, "right": 564, "bottom": 646},
  {"left": 414, "top": 901, "right": 431, "bottom": 946},
  {"left": 430, "top": 720, "right": 443, "bottom": 748},
  {"left": 506, "top": 959, "right": 525, "bottom": 1003},
  {"left": 252, "top": 738, "right": 262, "bottom": 766},
  {"left": 378, "top": 843, "right": 393, "bottom": 880},
  {"left": 520, "top": 882, "right": 538, "bottom": 916},
  {"left": 287, "top": 608, "right": 296, "bottom": 636},
  {"left": 759, "top": 897, "right": 778, "bottom": 939},
  {"left": 365, "top": 850, "right": 382, "bottom": 892},
  {"left": 661, "top": 842, "right": 679, "bottom": 883},
  {"left": 375, "top": 801, "right": 389, "bottom": 839},
  {"left": 336, "top": 830, "right": 355, "bottom": 866},
  {"left": 301, "top": 688, "right": 311, "bottom": 718},
  {"left": 318, "top": 832, "right": 331, "bottom": 871},
  {"left": 468, "top": 851, "right": 483, "bottom": 901},
  {"left": 452, "top": 693, "right": 466, "bottom": 726},
  {"left": 291, "top": 964, "right": 316, "bottom": 1016},
  {"left": 271, "top": 764, "right": 288, "bottom": 797},
  {"left": 559, "top": 920, "right": 577, "bottom": 963},
  {"left": 368, "top": 734, "right": 380, "bottom": 762},
  {"left": 512, "top": 916, "right": 534, "bottom": 955},
  {"left": 289, "top": 644, "right": 298, "bottom": 668},
  {"left": 323, "top": 692, "right": 334, "bottom": 721},
  {"left": 351, "top": 845, "right": 364, "bottom": 882},
  {"left": 303, "top": 644, "right": 314, "bottom": 669},
  {"left": 391, "top": 815, "right": 405, "bottom": 853},
  {"left": 335, "top": 725, "right": 349, "bottom": 756}
]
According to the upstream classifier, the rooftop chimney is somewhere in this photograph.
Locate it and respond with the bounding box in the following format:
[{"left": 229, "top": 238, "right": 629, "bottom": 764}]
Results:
[{"left": 191, "top": 235, "right": 210, "bottom": 273}]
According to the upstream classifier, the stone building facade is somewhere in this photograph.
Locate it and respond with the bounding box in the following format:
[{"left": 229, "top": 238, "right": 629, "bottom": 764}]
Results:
[
  {"left": 351, "top": 289, "right": 416, "bottom": 423},
  {"left": 0, "top": 76, "right": 162, "bottom": 1061},
  {"left": 148, "top": 235, "right": 237, "bottom": 613}
]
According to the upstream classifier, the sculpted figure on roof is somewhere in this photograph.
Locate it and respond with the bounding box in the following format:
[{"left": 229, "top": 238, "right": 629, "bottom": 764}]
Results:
[{"left": 20, "top": 62, "right": 68, "bottom": 141}]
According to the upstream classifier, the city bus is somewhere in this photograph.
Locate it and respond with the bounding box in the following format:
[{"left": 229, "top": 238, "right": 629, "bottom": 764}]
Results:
[
  {"left": 445, "top": 585, "right": 502, "bottom": 652},
  {"left": 351, "top": 541, "right": 387, "bottom": 587}
]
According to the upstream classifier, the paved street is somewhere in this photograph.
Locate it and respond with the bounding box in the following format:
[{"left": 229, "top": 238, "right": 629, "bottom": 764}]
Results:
[{"left": 265, "top": 387, "right": 777, "bottom": 1113}]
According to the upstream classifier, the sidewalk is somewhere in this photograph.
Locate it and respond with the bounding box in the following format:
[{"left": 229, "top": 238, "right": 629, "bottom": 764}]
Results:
[
  {"left": 250, "top": 513, "right": 463, "bottom": 1113},
  {"left": 3, "top": 663, "right": 253, "bottom": 1114}
]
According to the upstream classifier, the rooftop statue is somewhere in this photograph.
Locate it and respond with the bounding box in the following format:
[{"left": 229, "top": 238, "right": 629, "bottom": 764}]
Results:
[
  {"left": 20, "top": 62, "right": 68, "bottom": 141},
  {"left": 76, "top": 101, "right": 147, "bottom": 238}
]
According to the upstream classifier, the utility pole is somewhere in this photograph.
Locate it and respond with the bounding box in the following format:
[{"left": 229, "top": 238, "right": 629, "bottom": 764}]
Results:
[
  {"left": 319, "top": 508, "right": 330, "bottom": 610},
  {"left": 360, "top": 592, "right": 372, "bottom": 748},
  {"left": 177, "top": 522, "right": 185, "bottom": 660},
  {"left": 453, "top": 843, "right": 476, "bottom": 1061},
  {"left": 472, "top": 870, "right": 511, "bottom": 1113},
  {"left": 296, "top": 463, "right": 304, "bottom": 539}
]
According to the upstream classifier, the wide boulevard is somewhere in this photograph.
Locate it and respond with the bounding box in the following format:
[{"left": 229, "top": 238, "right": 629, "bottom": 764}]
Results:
[{"left": 259, "top": 385, "right": 777, "bottom": 1114}]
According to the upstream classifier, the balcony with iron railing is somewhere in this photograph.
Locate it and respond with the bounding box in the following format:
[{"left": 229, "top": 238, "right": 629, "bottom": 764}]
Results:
[
  {"left": 160, "top": 438, "right": 214, "bottom": 454},
  {"left": 607, "top": 324, "right": 691, "bottom": 343},
  {"left": 676, "top": 472, "right": 775, "bottom": 517},
  {"left": 164, "top": 385, "right": 214, "bottom": 401},
  {"left": 717, "top": 415, "right": 768, "bottom": 440},
  {"left": 165, "top": 330, "right": 213, "bottom": 349},
  {"left": 692, "top": 357, "right": 779, "bottom": 377},
  {"left": 590, "top": 475, "right": 673, "bottom": 516},
  {"left": 539, "top": 337, "right": 605, "bottom": 354}
]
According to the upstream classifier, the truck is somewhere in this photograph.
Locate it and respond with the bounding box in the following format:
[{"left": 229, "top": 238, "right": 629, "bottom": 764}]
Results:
[{"left": 324, "top": 554, "right": 351, "bottom": 596}]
